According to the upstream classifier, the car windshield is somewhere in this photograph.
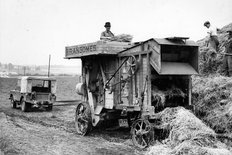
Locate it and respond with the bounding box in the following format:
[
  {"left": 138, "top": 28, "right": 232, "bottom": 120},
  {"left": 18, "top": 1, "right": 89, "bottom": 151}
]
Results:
[{"left": 31, "top": 80, "right": 51, "bottom": 93}]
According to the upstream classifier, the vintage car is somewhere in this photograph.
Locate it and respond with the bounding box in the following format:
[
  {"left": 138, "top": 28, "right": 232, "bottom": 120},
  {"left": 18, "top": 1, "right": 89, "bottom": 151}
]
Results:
[{"left": 9, "top": 76, "right": 57, "bottom": 112}]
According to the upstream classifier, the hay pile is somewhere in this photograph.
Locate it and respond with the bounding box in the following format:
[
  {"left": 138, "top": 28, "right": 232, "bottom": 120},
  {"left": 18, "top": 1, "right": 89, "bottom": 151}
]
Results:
[
  {"left": 165, "top": 87, "right": 186, "bottom": 99},
  {"left": 146, "top": 107, "right": 231, "bottom": 155},
  {"left": 112, "top": 34, "right": 133, "bottom": 42},
  {"left": 192, "top": 75, "right": 232, "bottom": 134},
  {"left": 199, "top": 46, "right": 222, "bottom": 74},
  {"left": 152, "top": 87, "right": 166, "bottom": 106},
  {"left": 152, "top": 86, "right": 186, "bottom": 107}
]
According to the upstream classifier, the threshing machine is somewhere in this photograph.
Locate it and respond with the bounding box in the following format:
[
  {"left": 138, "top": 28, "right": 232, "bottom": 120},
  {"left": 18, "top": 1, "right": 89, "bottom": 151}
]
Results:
[{"left": 65, "top": 37, "right": 198, "bottom": 148}]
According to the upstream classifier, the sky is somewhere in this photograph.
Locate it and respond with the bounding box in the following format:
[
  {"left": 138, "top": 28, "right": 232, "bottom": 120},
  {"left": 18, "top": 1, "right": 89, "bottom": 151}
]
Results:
[{"left": 0, "top": 0, "right": 232, "bottom": 66}]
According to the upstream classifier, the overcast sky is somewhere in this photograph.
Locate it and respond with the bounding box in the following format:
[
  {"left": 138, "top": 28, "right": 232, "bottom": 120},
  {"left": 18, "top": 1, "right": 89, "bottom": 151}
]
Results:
[{"left": 0, "top": 0, "right": 232, "bottom": 66}]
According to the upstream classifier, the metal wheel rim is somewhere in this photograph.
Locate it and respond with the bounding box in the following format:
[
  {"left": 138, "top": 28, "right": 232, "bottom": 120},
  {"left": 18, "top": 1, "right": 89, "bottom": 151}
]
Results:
[
  {"left": 131, "top": 119, "right": 151, "bottom": 149},
  {"left": 75, "top": 103, "right": 90, "bottom": 135}
]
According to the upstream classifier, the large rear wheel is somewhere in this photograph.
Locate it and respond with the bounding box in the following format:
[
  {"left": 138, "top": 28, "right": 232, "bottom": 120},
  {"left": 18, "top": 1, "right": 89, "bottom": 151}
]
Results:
[
  {"left": 131, "top": 119, "right": 153, "bottom": 149},
  {"left": 75, "top": 102, "right": 92, "bottom": 135}
]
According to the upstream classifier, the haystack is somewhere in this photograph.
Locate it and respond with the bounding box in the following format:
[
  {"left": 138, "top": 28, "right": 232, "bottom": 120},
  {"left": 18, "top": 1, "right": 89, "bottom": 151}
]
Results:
[
  {"left": 146, "top": 107, "right": 231, "bottom": 155},
  {"left": 192, "top": 75, "right": 232, "bottom": 134},
  {"left": 199, "top": 46, "right": 222, "bottom": 75}
]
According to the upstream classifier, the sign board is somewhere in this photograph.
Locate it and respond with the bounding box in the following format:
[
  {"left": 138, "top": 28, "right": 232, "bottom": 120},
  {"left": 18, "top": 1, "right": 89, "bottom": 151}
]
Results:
[
  {"left": 65, "top": 42, "right": 97, "bottom": 58},
  {"left": 65, "top": 41, "right": 131, "bottom": 59}
]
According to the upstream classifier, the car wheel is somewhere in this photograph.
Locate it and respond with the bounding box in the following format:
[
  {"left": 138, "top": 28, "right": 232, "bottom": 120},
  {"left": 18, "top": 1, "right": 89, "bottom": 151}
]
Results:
[
  {"left": 46, "top": 105, "right": 53, "bottom": 111},
  {"left": 21, "top": 100, "right": 30, "bottom": 112},
  {"left": 10, "top": 96, "right": 17, "bottom": 109}
]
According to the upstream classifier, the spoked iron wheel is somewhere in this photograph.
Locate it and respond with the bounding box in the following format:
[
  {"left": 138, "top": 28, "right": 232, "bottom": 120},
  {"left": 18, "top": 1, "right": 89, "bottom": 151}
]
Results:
[
  {"left": 75, "top": 102, "right": 92, "bottom": 136},
  {"left": 131, "top": 119, "right": 153, "bottom": 149},
  {"left": 126, "top": 55, "right": 138, "bottom": 75}
]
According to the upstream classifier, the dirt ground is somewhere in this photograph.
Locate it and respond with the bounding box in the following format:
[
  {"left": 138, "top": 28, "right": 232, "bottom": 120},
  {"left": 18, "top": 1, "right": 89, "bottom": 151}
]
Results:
[{"left": 0, "top": 77, "right": 143, "bottom": 155}]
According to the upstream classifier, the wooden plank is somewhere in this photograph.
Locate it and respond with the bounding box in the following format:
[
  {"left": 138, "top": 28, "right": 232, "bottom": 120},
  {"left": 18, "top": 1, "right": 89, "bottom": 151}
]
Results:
[
  {"left": 146, "top": 53, "right": 151, "bottom": 107},
  {"left": 188, "top": 76, "right": 192, "bottom": 106},
  {"left": 142, "top": 55, "right": 148, "bottom": 108},
  {"left": 130, "top": 74, "right": 133, "bottom": 106},
  {"left": 153, "top": 38, "right": 198, "bottom": 46},
  {"left": 119, "top": 57, "right": 129, "bottom": 105},
  {"left": 118, "top": 50, "right": 151, "bottom": 57},
  {"left": 132, "top": 55, "right": 138, "bottom": 105},
  {"left": 139, "top": 54, "right": 143, "bottom": 104},
  {"left": 65, "top": 41, "right": 130, "bottom": 58},
  {"left": 190, "top": 47, "right": 199, "bottom": 73},
  {"left": 119, "top": 58, "right": 122, "bottom": 104},
  {"left": 148, "top": 40, "right": 160, "bottom": 53},
  {"left": 113, "top": 59, "right": 120, "bottom": 105},
  {"left": 65, "top": 42, "right": 98, "bottom": 58},
  {"left": 150, "top": 56, "right": 160, "bottom": 73},
  {"left": 149, "top": 41, "right": 161, "bottom": 73},
  {"left": 160, "top": 62, "right": 198, "bottom": 75},
  {"left": 115, "top": 105, "right": 141, "bottom": 111},
  {"left": 105, "top": 91, "right": 114, "bottom": 109},
  {"left": 119, "top": 45, "right": 142, "bottom": 56}
]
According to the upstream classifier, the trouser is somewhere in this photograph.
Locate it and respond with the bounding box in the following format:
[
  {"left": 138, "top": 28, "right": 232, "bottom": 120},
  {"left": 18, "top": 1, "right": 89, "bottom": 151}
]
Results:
[
  {"left": 222, "top": 55, "right": 232, "bottom": 76},
  {"left": 208, "top": 36, "right": 219, "bottom": 52}
]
